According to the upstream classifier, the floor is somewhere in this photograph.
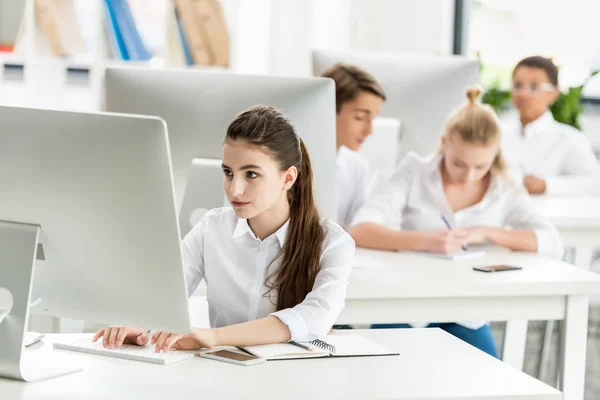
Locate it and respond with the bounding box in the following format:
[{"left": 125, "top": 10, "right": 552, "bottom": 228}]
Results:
[
  {"left": 490, "top": 310, "right": 600, "bottom": 399},
  {"left": 490, "top": 251, "right": 600, "bottom": 399}
]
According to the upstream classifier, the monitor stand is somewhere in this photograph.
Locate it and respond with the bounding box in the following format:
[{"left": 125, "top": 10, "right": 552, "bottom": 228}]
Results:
[{"left": 0, "top": 220, "right": 81, "bottom": 382}]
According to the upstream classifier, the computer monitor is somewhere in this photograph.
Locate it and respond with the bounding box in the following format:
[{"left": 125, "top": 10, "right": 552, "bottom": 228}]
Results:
[
  {"left": 0, "top": 106, "right": 191, "bottom": 381},
  {"left": 103, "top": 67, "right": 337, "bottom": 237},
  {"left": 313, "top": 49, "right": 480, "bottom": 161}
]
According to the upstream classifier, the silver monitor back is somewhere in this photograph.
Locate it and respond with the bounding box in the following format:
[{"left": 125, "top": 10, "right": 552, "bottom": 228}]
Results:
[
  {"left": 0, "top": 106, "right": 191, "bottom": 334},
  {"left": 179, "top": 158, "right": 228, "bottom": 236},
  {"left": 103, "top": 67, "right": 338, "bottom": 229},
  {"left": 313, "top": 49, "right": 480, "bottom": 160}
]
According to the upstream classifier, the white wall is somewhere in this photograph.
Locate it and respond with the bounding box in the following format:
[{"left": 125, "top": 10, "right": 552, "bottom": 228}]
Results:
[
  {"left": 229, "top": 0, "right": 457, "bottom": 77},
  {"left": 351, "top": 0, "right": 455, "bottom": 55},
  {"left": 311, "top": 0, "right": 355, "bottom": 51},
  {"left": 269, "top": 0, "right": 313, "bottom": 76}
]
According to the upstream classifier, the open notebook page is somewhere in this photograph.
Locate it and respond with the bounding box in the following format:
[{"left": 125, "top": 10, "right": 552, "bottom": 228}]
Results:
[
  {"left": 242, "top": 335, "right": 398, "bottom": 360},
  {"left": 241, "top": 343, "right": 328, "bottom": 360},
  {"left": 313, "top": 335, "right": 398, "bottom": 357}
]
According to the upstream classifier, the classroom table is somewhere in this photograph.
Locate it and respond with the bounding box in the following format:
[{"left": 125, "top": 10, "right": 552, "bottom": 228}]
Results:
[
  {"left": 337, "top": 247, "right": 600, "bottom": 400},
  {"left": 0, "top": 329, "right": 560, "bottom": 400}
]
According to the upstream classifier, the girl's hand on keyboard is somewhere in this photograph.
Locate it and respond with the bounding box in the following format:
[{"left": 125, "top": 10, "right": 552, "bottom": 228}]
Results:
[
  {"left": 151, "top": 328, "right": 217, "bottom": 353},
  {"left": 92, "top": 326, "right": 149, "bottom": 349}
]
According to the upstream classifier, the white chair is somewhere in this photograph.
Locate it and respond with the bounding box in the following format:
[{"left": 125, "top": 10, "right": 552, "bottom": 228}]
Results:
[{"left": 358, "top": 117, "right": 401, "bottom": 194}]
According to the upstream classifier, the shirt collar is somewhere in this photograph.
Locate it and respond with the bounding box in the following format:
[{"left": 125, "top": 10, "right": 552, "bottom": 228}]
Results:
[
  {"left": 430, "top": 152, "right": 503, "bottom": 200},
  {"left": 232, "top": 217, "right": 290, "bottom": 246},
  {"left": 336, "top": 145, "right": 351, "bottom": 167},
  {"left": 522, "top": 111, "right": 554, "bottom": 139}
]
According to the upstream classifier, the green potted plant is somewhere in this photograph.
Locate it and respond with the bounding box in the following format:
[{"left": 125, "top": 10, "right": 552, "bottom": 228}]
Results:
[
  {"left": 550, "top": 70, "right": 599, "bottom": 130},
  {"left": 481, "top": 77, "right": 511, "bottom": 115},
  {"left": 477, "top": 52, "right": 512, "bottom": 115}
]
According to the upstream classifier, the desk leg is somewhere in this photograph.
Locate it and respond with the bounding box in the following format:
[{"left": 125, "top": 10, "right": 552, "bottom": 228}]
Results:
[
  {"left": 537, "top": 320, "right": 555, "bottom": 382},
  {"left": 502, "top": 320, "right": 528, "bottom": 369},
  {"left": 574, "top": 247, "right": 594, "bottom": 269},
  {"left": 559, "top": 295, "right": 589, "bottom": 400}
]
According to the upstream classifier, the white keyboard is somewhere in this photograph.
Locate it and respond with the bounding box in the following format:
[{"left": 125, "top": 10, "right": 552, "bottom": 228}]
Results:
[{"left": 53, "top": 337, "right": 196, "bottom": 365}]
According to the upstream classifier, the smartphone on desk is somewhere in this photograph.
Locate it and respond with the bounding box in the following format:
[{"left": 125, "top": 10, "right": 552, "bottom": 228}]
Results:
[
  {"left": 199, "top": 349, "right": 266, "bottom": 366},
  {"left": 473, "top": 265, "right": 523, "bottom": 273}
]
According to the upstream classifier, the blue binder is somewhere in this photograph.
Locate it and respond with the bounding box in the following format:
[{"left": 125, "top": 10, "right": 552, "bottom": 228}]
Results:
[
  {"left": 175, "top": 9, "right": 194, "bottom": 66},
  {"left": 104, "top": 0, "right": 128, "bottom": 60},
  {"left": 106, "top": 0, "right": 151, "bottom": 61}
]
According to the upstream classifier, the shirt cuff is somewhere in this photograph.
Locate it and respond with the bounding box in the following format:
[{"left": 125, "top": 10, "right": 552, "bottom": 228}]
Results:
[
  {"left": 270, "top": 309, "right": 308, "bottom": 342},
  {"left": 544, "top": 176, "right": 568, "bottom": 196},
  {"left": 534, "top": 229, "right": 564, "bottom": 259}
]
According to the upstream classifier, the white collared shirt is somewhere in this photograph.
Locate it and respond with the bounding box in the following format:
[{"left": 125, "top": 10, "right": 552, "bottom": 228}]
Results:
[
  {"left": 501, "top": 111, "right": 600, "bottom": 195},
  {"left": 350, "top": 152, "right": 564, "bottom": 330},
  {"left": 337, "top": 146, "right": 370, "bottom": 229},
  {"left": 182, "top": 207, "right": 355, "bottom": 341},
  {"left": 351, "top": 152, "right": 564, "bottom": 258}
]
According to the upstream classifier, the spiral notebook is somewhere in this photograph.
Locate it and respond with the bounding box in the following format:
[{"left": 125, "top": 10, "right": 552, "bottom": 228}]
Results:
[{"left": 240, "top": 334, "right": 398, "bottom": 360}]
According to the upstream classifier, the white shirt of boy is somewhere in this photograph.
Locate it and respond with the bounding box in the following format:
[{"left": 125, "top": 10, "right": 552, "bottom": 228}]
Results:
[
  {"left": 350, "top": 152, "right": 564, "bottom": 330},
  {"left": 501, "top": 111, "right": 600, "bottom": 195},
  {"left": 182, "top": 207, "right": 355, "bottom": 342},
  {"left": 336, "top": 145, "right": 371, "bottom": 230}
]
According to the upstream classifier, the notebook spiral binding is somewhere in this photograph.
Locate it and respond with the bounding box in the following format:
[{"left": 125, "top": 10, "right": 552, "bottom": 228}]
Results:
[{"left": 310, "top": 339, "right": 336, "bottom": 353}]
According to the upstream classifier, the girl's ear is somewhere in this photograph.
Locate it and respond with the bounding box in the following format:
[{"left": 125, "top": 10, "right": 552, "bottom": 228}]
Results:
[
  {"left": 283, "top": 166, "right": 298, "bottom": 190},
  {"left": 440, "top": 135, "right": 448, "bottom": 153}
]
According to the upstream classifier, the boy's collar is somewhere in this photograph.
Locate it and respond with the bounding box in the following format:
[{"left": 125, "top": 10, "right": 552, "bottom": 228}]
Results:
[{"left": 522, "top": 111, "right": 554, "bottom": 139}]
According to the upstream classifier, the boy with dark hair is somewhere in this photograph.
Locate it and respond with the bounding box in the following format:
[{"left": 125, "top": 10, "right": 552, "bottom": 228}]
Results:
[{"left": 501, "top": 56, "right": 600, "bottom": 195}]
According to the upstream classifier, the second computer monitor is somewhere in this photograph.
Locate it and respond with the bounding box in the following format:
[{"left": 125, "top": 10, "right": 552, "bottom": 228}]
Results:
[
  {"left": 313, "top": 49, "right": 480, "bottom": 161},
  {"left": 103, "top": 68, "right": 337, "bottom": 228}
]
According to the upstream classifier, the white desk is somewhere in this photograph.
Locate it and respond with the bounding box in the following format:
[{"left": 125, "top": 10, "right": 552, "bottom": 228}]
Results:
[
  {"left": 341, "top": 247, "right": 600, "bottom": 400},
  {"left": 532, "top": 195, "right": 600, "bottom": 268},
  {"left": 0, "top": 329, "right": 560, "bottom": 400}
]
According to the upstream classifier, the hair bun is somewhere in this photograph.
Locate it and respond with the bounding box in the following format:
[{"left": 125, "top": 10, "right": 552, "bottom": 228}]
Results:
[{"left": 466, "top": 85, "right": 483, "bottom": 105}]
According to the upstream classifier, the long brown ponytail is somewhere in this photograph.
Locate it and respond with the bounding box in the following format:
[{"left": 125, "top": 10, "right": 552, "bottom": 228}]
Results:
[{"left": 225, "top": 106, "right": 324, "bottom": 311}]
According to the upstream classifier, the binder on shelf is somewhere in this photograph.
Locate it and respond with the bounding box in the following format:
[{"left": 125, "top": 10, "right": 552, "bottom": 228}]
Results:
[
  {"left": 173, "top": 9, "right": 194, "bottom": 66},
  {"left": 35, "top": 0, "right": 67, "bottom": 56},
  {"left": 173, "top": 0, "right": 211, "bottom": 65},
  {"left": 191, "top": 0, "right": 229, "bottom": 67},
  {"left": 34, "top": 0, "right": 85, "bottom": 57},
  {"left": 106, "top": 0, "right": 151, "bottom": 61},
  {"left": 104, "top": 0, "right": 128, "bottom": 60},
  {"left": 0, "top": 0, "right": 23, "bottom": 54}
]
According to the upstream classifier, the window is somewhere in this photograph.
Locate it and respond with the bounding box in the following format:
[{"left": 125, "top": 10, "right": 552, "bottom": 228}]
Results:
[{"left": 467, "top": 0, "right": 600, "bottom": 98}]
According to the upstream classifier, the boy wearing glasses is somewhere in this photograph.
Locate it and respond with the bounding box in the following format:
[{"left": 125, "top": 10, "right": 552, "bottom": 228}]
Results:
[{"left": 501, "top": 55, "right": 600, "bottom": 195}]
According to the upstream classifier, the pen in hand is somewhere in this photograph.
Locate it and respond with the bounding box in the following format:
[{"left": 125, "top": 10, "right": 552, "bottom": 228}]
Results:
[{"left": 441, "top": 215, "right": 467, "bottom": 251}]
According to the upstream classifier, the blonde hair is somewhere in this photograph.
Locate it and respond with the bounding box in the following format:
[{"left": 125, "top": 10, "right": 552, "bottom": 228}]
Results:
[{"left": 443, "top": 85, "right": 505, "bottom": 173}]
